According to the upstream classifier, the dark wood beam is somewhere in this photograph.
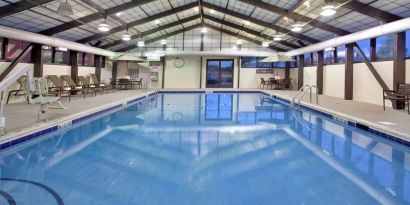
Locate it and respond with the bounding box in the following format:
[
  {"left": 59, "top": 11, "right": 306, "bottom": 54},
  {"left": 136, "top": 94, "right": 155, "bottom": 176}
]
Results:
[
  {"left": 203, "top": 15, "right": 300, "bottom": 49},
  {"left": 238, "top": 0, "right": 349, "bottom": 36},
  {"left": 298, "top": 54, "right": 304, "bottom": 89},
  {"left": 116, "top": 24, "right": 201, "bottom": 52},
  {"left": 31, "top": 44, "right": 43, "bottom": 77},
  {"left": 317, "top": 50, "right": 324, "bottom": 94},
  {"left": 100, "top": 15, "right": 200, "bottom": 49},
  {"left": 70, "top": 51, "right": 78, "bottom": 83},
  {"left": 202, "top": 2, "right": 319, "bottom": 44},
  {"left": 112, "top": 61, "right": 118, "bottom": 82},
  {"left": 94, "top": 55, "right": 102, "bottom": 82},
  {"left": 1, "top": 38, "right": 8, "bottom": 60},
  {"left": 370, "top": 38, "right": 376, "bottom": 61},
  {"left": 40, "top": 0, "right": 155, "bottom": 36},
  {"left": 353, "top": 42, "right": 390, "bottom": 92},
  {"left": 345, "top": 43, "right": 353, "bottom": 100},
  {"left": 77, "top": 2, "right": 198, "bottom": 43},
  {"left": 0, "top": 0, "right": 54, "bottom": 19},
  {"left": 333, "top": 0, "right": 402, "bottom": 23},
  {"left": 204, "top": 23, "right": 286, "bottom": 52},
  {"left": 285, "top": 62, "right": 290, "bottom": 88},
  {"left": 393, "top": 32, "right": 406, "bottom": 109}
]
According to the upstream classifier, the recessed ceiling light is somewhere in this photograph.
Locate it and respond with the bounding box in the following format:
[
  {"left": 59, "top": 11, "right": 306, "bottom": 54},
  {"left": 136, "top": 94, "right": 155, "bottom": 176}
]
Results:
[
  {"left": 324, "top": 47, "right": 335, "bottom": 51},
  {"left": 194, "top": 7, "right": 199, "bottom": 12},
  {"left": 273, "top": 34, "right": 282, "bottom": 41},
  {"left": 262, "top": 41, "right": 269, "bottom": 47},
  {"left": 244, "top": 21, "right": 250, "bottom": 25},
  {"left": 116, "top": 12, "right": 123, "bottom": 16},
  {"left": 210, "top": 9, "right": 215, "bottom": 14},
  {"left": 304, "top": 1, "right": 310, "bottom": 7},
  {"left": 236, "top": 39, "right": 243, "bottom": 45},
  {"left": 201, "top": 27, "right": 207, "bottom": 33},
  {"left": 155, "top": 20, "right": 160, "bottom": 24},
  {"left": 160, "top": 39, "right": 167, "bottom": 45},
  {"left": 320, "top": 5, "right": 337, "bottom": 17},
  {"left": 291, "top": 23, "right": 303, "bottom": 32},
  {"left": 137, "top": 40, "right": 145, "bottom": 47}
]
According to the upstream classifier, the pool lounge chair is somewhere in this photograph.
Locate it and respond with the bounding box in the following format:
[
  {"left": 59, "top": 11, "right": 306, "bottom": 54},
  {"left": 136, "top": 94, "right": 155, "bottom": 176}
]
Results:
[
  {"left": 78, "top": 76, "right": 103, "bottom": 95},
  {"left": 46, "top": 75, "right": 72, "bottom": 102},
  {"left": 90, "top": 74, "right": 115, "bottom": 93},
  {"left": 61, "top": 75, "right": 94, "bottom": 99},
  {"left": 7, "top": 76, "right": 27, "bottom": 104},
  {"left": 383, "top": 84, "right": 410, "bottom": 114}
]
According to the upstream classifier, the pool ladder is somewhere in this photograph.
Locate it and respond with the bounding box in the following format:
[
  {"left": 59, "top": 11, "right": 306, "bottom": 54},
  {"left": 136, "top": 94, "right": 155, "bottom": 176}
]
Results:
[{"left": 292, "top": 85, "right": 319, "bottom": 109}]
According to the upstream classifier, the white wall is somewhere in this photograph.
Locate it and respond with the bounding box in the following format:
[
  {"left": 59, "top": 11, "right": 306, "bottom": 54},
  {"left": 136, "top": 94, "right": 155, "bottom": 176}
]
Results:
[
  {"left": 164, "top": 56, "right": 201, "bottom": 88},
  {"left": 406, "top": 59, "right": 410, "bottom": 84},
  {"left": 303, "top": 66, "right": 317, "bottom": 87},
  {"left": 323, "top": 64, "right": 345, "bottom": 98},
  {"left": 43, "top": 64, "right": 71, "bottom": 76},
  {"left": 353, "top": 61, "right": 393, "bottom": 107}
]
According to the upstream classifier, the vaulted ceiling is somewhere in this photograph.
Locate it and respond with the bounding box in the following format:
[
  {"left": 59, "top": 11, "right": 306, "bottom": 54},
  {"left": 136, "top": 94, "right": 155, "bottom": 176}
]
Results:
[{"left": 0, "top": 0, "right": 408, "bottom": 53}]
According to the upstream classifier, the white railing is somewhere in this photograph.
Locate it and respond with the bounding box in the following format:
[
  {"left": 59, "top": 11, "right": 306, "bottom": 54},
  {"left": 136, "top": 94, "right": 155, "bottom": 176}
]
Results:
[{"left": 292, "top": 85, "right": 319, "bottom": 109}]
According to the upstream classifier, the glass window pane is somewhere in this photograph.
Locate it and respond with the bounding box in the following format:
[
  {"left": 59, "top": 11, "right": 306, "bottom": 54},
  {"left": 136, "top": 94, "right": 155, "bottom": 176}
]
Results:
[
  {"left": 77, "top": 52, "right": 84, "bottom": 65},
  {"left": 312, "top": 52, "right": 318, "bottom": 66},
  {"left": 241, "top": 56, "right": 257, "bottom": 68},
  {"left": 256, "top": 57, "right": 272, "bottom": 68},
  {"left": 337, "top": 45, "right": 345, "bottom": 64},
  {"left": 84, "top": 53, "right": 94, "bottom": 66},
  {"left": 304, "top": 53, "right": 312, "bottom": 66},
  {"left": 354, "top": 39, "right": 370, "bottom": 63},
  {"left": 42, "top": 46, "right": 52, "bottom": 63},
  {"left": 375, "top": 34, "right": 394, "bottom": 61},
  {"left": 54, "top": 50, "right": 69, "bottom": 64},
  {"left": 324, "top": 50, "right": 334, "bottom": 65},
  {"left": 6, "top": 39, "right": 31, "bottom": 62}
]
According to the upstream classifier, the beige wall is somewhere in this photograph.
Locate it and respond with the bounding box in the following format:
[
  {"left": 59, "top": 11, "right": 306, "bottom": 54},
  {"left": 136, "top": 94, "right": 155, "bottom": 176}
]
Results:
[
  {"left": 323, "top": 64, "right": 345, "bottom": 98},
  {"left": 164, "top": 56, "right": 201, "bottom": 88},
  {"left": 303, "top": 66, "right": 317, "bottom": 87}
]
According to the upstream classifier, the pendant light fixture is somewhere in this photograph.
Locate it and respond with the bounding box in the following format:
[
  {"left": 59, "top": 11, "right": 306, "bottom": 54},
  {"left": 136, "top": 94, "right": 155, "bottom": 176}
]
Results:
[
  {"left": 291, "top": 23, "right": 304, "bottom": 32},
  {"left": 160, "top": 39, "right": 167, "bottom": 45},
  {"left": 320, "top": 4, "right": 337, "bottom": 17},
  {"left": 261, "top": 41, "right": 269, "bottom": 47},
  {"left": 137, "top": 34, "right": 144, "bottom": 47},
  {"left": 122, "top": 29, "right": 131, "bottom": 41},
  {"left": 57, "top": 0, "right": 73, "bottom": 16},
  {"left": 98, "top": 17, "right": 110, "bottom": 32},
  {"left": 201, "top": 27, "right": 207, "bottom": 33},
  {"left": 236, "top": 39, "right": 243, "bottom": 45}
]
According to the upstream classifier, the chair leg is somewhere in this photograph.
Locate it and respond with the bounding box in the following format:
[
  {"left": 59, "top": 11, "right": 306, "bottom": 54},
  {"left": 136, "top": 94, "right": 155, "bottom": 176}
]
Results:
[{"left": 6, "top": 91, "right": 13, "bottom": 104}]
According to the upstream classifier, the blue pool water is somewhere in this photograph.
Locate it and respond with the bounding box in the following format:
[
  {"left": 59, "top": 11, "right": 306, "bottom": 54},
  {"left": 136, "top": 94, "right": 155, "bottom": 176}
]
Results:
[{"left": 1, "top": 93, "right": 410, "bottom": 205}]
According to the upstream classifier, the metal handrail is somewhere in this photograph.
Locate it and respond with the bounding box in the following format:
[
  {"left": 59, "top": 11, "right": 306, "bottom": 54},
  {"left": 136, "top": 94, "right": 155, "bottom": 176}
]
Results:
[
  {"left": 292, "top": 85, "right": 310, "bottom": 105},
  {"left": 292, "top": 84, "right": 319, "bottom": 109}
]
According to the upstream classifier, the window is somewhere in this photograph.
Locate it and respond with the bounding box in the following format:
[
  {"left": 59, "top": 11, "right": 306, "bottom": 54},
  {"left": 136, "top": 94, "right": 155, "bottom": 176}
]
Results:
[
  {"left": 353, "top": 39, "right": 370, "bottom": 63},
  {"left": 336, "top": 45, "right": 345, "bottom": 64},
  {"left": 241, "top": 56, "right": 257, "bottom": 68},
  {"left": 312, "top": 52, "right": 318, "bottom": 66},
  {"left": 406, "top": 31, "right": 410, "bottom": 58},
  {"left": 272, "top": 62, "right": 286, "bottom": 68},
  {"left": 256, "top": 57, "right": 272, "bottom": 68},
  {"left": 54, "top": 48, "right": 69, "bottom": 64},
  {"left": 290, "top": 56, "right": 297, "bottom": 68},
  {"left": 375, "top": 34, "right": 394, "bottom": 61},
  {"left": 324, "top": 49, "right": 334, "bottom": 65},
  {"left": 84, "top": 53, "right": 94, "bottom": 66},
  {"left": 304, "top": 53, "right": 312, "bottom": 66},
  {"left": 77, "top": 52, "right": 84, "bottom": 65},
  {"left": 42, "top": 45, "right": 53, "bottom": 64},
  {"left": 6, "top": 39, "right": 31, "bottom": 62}
]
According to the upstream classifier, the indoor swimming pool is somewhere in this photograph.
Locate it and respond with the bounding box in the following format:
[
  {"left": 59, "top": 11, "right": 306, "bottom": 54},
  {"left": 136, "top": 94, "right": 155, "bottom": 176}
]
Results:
[{"left": 0, "top": 92, "right": 409, "bottom": 205}]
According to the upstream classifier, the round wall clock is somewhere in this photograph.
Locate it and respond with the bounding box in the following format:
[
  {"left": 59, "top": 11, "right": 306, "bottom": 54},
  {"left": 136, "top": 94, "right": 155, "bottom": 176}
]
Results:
[{"left": 174, "top": 57, "right": 185, "bottom": 68}]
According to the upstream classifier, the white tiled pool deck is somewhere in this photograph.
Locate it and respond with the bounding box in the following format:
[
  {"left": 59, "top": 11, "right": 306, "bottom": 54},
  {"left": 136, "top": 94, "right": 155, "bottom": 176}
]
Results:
[{"left": 1, "top": 88, "right": 410, "bottom": 144}]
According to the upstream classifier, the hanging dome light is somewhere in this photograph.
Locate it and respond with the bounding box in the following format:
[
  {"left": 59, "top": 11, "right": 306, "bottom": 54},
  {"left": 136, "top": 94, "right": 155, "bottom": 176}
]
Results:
[
  {"left": 273, "top": 34, "right": 282, "bottom": 41},
  {"left": 98, "top": 18, "right": 110, "bottom": 32},
  {"left": 261, "top": 41, "right": 269, "bottom": 47},
  {"left": 320, "top": 5, "right": 337, "bottom": 17},
  {"left": 57, "top": 0, "right": 73, "bottom": 15},
  {"left": 122, "top": 33, "right": 131, "bottom": 41},
  {"left": 236, "top": 39, "right": 243, "bottom": 45},
  {"left": 201, "top": 27, "right": 207, "bottom": 33},
  {"left": 137, "top": 40, "right": 145, "bottom": 47},
  {"left": 160, "top": 39, "right": 167, "bottom": 45},
  {"left": 291, "top": 23, "right": 303, "bottom": 32}
]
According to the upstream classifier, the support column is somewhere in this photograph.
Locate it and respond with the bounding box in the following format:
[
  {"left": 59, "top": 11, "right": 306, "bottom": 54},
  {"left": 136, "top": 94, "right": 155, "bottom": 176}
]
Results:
[
  {"left": 70, "top": 50, "right": 78, "bottom": 83},
  {"left": 370, "top": 38, "right": 376, "bottom": 61},
  {"left": 31, "top": 43, "right": 43, "bottom": 77},
  {"left": 393, "top": 32, "right": 406, "bottom": 109},
  {"left": 94, "top": 55, "right": 102, "bottom": 82},
  {"left": 317, "top": 50, "right": 324, "bottom": 94},
  {"left": 200, "top": 33, "right": 204, "bottom": 51},
  {"left": 345, "top": 43, "right": 354, "bottom": 100},
  {"left": 285, "top": 62, "right": 290, "bottom": 89},
  {"left": 1, "top": 38, "right": 8, "bottom": 60},
  {"left": 161, "top": 57, "right": 165, "bottom": 89},
  {"left": 297, "top": 54, "right": 304, "bottom": 89},
  {"left": 112, "top": 61, "right": 118, "bottom": 82}
]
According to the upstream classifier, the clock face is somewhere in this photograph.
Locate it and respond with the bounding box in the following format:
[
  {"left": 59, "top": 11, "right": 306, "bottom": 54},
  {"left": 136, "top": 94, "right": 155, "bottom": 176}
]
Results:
[{"left": 174, "top": 57, "right": 185, "bottom": 68}]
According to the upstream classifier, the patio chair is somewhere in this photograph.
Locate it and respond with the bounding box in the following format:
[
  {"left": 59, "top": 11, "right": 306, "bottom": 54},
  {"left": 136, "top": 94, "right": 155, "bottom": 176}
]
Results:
[
  {"left": 61, "top": 75, "right": 94, "bottom": 99},
  {"left": 383, "top": 84, "right": 410, "bottom": 114},
  {"left": 118, "top": 78, "right": 131, "bottom": 90},
  {"left": 90, "top": 74, "right": 114, "bottom": 93},
  {"left": 260, "top": 78, "right": 271, "bottom": 89},
  {"left": 135, "top": 78, "right": 143, "bottom": 88},
  {"left": 27, "top": 77, "right": 66, "bottom": 122},
  {"left": 78, "top": 76, "right": 103, "bottom": 95},
  {"left": 7, "top": 76, "right": 27, "bottom": 104},
  {"left": 279, "top": 78, "right": 292, "bottom": 90},
  {"left": 46, "top": 75, "right": 72, "bottom": 102}
]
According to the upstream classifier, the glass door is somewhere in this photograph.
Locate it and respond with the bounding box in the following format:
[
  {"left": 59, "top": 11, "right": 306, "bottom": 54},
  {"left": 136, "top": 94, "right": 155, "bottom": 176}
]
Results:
[{"left": 206, "top": 59, "right": 234, "bottom": 88}]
